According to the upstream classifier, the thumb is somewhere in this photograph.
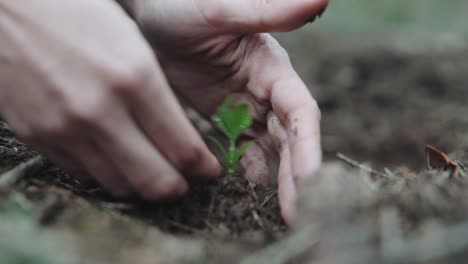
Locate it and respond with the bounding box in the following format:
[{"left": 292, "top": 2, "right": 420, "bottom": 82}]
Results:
[{"left": 196, "top": 0, "right": 329, "bottom": 33}]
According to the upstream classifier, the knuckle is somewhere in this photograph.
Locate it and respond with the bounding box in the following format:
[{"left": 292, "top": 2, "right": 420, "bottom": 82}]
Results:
[
  {"left": 104, "top": 58, "right": 154, "bottom": 96},
  {"left": 66, "top": 97, "right": 108, "bottom": 128},
  {"left": 268, "top": 40, "right": 289, "bottom": 61},
  {"left": 253, "top": 34, "right": 289, "bottom": 62}
]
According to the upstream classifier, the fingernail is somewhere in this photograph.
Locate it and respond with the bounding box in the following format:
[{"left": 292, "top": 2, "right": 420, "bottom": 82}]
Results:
[
  {"left": 197, "top": 152, "right": 222, "bottom": 180},
  {"left": 306, "top": 3, "right": 329, "bottom": 24},
  {"left": 306, "top": 15, "right": 317, "bottom": 24},
  {"left": 317, "top": 4, "right": 328, "bottom": 18}
]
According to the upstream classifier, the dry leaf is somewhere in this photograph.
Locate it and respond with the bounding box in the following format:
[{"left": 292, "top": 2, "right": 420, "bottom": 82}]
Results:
[{"left": 425, "top": 145, "right": 459, "bottom": 177}]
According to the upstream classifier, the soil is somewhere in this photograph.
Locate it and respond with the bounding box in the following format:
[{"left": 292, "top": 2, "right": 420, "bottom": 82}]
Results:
[
  {"left": 312, "top": 47, "right": 468, "bottom": 168},
  {"left": 0, "top": 122, "right": 285, "bottom": 239},
  {"left": 1, "top": 36, "right": 468, "bottom": 263}
]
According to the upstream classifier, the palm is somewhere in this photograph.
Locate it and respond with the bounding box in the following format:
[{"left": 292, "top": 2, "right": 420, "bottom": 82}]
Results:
[
  {"left": 132, "top": 0, "right": 327, "bottom": 224},
  {"left": 155, "top": 34, "right": 256, "bottom": 118},
  {"left": 138, "top": 8, "right": 260, "bottom": 116},
  {"left": 137, "top": 2, "right": 277, "bottom": 176}
]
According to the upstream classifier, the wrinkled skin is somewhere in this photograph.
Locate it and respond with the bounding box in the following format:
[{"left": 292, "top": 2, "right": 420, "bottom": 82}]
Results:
[
  {"left": 130, "top": 0, "right": 327, "bottom": 223},
  {"left": 0, "top": 0, "right": 327, "bottom": 224}
]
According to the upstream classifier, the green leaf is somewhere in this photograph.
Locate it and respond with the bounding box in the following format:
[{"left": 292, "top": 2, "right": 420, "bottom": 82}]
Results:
[
  {"left": 226, "top": 104, "right": 253, "bottom": 141},
  {"left": 211, "top": 96, "right": 253, "bottom": 141},
  {"left": 208, "top": 136, "right": 230, "bottom": 167},
  {"left": 211, "top": 96, "right": 233, "bottom": 135},
  {"left": 232, "top": 141, "right": 254, "bottom": 166}
]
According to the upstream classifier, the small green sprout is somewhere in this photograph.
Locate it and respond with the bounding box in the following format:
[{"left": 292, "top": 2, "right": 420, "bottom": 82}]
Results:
[{"left": 209, "top": 96, "right": 254, "bottom": 176}]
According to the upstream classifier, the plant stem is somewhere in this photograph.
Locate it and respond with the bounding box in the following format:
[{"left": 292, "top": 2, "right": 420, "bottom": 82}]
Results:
[{"left": 228, "top": 140, "right": 236, "bottom": 176}]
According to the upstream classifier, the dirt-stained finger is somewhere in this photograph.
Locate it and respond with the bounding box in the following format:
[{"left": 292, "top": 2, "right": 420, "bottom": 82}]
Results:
[
  {"left": 269, "top": 73, "right": 322, "bottom": 181},
  {"left": 267, "top": 112, "right": 297, "bottom": 225},
  {"left": 240, "top": 142, "right": 270, "bottom": 186}
]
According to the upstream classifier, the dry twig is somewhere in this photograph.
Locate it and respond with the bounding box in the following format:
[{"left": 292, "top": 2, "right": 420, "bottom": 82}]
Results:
[
  {"left": 337, "top": 153, "right": 392, "bottom": 179},
  {"left": 260, "top": 192, "right": 277, "bottom": 208},
  {"left": 0, "top": 155, "right": 47, "bottom": 188}
]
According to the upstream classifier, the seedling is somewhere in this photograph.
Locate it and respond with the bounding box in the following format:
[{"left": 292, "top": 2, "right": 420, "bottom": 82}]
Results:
[{"left": 209, "top": 96, "right": 254, "bottom": 176}]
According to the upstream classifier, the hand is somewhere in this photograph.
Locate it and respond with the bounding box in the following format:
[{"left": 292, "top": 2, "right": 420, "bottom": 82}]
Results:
[
  {"left": 0, "top": 0, "right": 221, "bottom": 199},
  {"left": 126, "top": 0, "right": 328, "bottom": 224}
]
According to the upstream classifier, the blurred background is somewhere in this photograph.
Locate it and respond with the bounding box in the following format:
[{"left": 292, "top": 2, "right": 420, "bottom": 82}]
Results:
[
  {"left": 2, "top": 1, "right": 468, "bottom": 264},
  {"left": 279, "top": 0, "right": 468, "bottom": 51},
  {"left": 274, "top": 0, "right": 468, "bottom": 169}
]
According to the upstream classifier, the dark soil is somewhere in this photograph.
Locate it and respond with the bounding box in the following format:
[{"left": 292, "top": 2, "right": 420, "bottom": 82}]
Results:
[
  {"left": 0, "top": 122, "right": 37, "bottom": 172},
  {"left": 302, "top": 45, "right": 468, "bottom": 169},
  {"left": 1, "top": 37, "right": 468, "bottom": 263},
  {"left": 0, "top": 121, "right": 285, "bottom": 243},
  {"left": 122, "top": 176, "right": 285, "bottom": 240}
]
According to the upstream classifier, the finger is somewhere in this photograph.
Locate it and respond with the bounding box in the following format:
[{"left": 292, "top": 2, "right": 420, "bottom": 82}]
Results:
[
  {"left": 94, "top": 107, "right": 189, "bottom": 200},
  {"left": 70, "top": 140, "right": 133, "bottom": 198},
  {"left": 121, "top": 60, "right": 221, "bottom": 181},
  {"left": 245, "top": 35, "right": 322, "bottom": 182},
  {"left": 278, "top": 148, "right": 297, "bottom": 225},
  {"left": 270, "top": 73, "right": 322, "bottom": 181},
  {"left": 267, "top": 112, "right": 296, "bottom": 225},
  {"left": 195, "top": 0, "right": 329, "bottom": 33},
  {"left": 240, "top": 142, "right": 270, "bottom": 186},
  {"left": 227, "top": 94, "right": 273, "bottom": 185}
]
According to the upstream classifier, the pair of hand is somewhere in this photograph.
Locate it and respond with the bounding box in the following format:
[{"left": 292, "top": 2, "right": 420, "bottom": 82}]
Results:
[{"left": 0, "top": 0, "right": 327, "bottom": 224}]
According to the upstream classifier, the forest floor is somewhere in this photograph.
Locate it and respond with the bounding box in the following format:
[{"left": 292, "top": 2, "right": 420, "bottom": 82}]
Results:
[{"left": 1, "top": 15, "right": 468, "bottom": 264}]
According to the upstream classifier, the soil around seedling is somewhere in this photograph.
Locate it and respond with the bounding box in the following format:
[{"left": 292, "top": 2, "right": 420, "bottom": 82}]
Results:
[
  {"left": 122, "top": 175, "right": 285, "bottom": 240},
  {"left": 0, "top": 121, "right": 285, "bottom": 243}
]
